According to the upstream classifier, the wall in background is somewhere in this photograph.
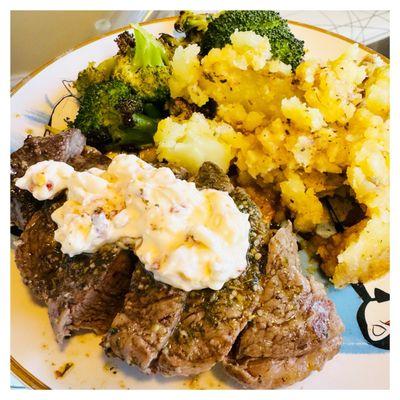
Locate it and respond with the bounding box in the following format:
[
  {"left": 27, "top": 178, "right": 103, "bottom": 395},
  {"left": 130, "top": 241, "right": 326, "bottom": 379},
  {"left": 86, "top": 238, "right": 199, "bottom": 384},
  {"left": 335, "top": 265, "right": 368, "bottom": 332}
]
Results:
[{"left": 11, "top": 11, "right": 161, "bottom": 79}]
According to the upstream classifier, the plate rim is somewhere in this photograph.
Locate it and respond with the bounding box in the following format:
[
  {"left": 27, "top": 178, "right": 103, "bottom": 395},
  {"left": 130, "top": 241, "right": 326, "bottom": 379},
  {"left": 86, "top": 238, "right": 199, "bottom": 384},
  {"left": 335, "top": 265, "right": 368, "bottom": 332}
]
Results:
[
  {"left": 10, "top": 15, "right": 389, "bottom": 390},
  {"left": 10, "top": 17, "right": 389, "bottom": 98}
]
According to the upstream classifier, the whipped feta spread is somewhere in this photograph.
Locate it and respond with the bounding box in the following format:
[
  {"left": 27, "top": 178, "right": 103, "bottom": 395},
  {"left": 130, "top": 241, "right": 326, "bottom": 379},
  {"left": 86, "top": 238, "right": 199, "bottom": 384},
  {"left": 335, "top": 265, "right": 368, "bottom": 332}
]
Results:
[
  {"left": 15, "top": 160, "right": 74, "bottom": 200},
  {"left": 16, "top": 154, "right": 250, "bottom": 291}
]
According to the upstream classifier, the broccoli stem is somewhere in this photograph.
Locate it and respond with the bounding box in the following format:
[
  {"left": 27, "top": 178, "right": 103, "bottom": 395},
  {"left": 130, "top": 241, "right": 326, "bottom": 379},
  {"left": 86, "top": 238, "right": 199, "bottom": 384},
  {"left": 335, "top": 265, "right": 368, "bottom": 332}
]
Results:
[
  {"left": 143, "top": 103, "right": 163, "bottom": 119},
  {"left": 115, "top": 113, "right": 158, "bottom": 147},
  {"left": 130, "top": 113, "right": 158, "bottom": 133}
]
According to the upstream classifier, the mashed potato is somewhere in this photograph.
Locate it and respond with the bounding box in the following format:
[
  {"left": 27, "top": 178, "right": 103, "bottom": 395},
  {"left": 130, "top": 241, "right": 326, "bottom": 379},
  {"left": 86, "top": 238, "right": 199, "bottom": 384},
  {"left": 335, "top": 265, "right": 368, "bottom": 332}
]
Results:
[
  {"left": 317, "top": 211, "right": 389, "bottom": 287},
  {"left": 169, "top": 31, "right": 298, "bottom": 122},
  {"left": 157, "top": 31, "right": 389, "bottom": 287},
  {"left": 154, "top": 112, "right": 240, "bottom": 174},
  {"left": 169, "top": 44, "right": 209, "bottom": 106}
]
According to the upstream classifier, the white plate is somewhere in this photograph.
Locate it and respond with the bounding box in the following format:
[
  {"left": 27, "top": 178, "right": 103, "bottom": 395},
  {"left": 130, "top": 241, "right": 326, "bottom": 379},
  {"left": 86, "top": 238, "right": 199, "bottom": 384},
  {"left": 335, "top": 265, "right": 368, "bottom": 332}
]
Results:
[{"left": 10, "top": 17, "right": 390, "bottom": 389}]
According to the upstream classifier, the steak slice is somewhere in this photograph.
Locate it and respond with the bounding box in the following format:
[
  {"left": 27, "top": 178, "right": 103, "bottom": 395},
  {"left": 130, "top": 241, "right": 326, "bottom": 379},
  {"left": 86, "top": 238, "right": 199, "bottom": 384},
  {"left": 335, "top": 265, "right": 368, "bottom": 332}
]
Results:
[
  {"left": 101, "top": 163, "right": 215, "bottom": 372},
  {"left": 11, "top": 129, "right": 86, "bottom": 177},
  {"left": 223, "top": 223, "right": 344, "bottom": 389},
  {"left": 68, "top": 146, "right": 111, "bottom": 171},
  {"left": 224, "top": 335, "right": 342, "bottom": 389},
  {"left": 14, "top": 200, "right": 65, "bottom": 303},
  {"left": 102, "top": 162, "right": 268, "bottom": 375},
  {"left": 155, "top": 187, "right": 269, "bottom": 376},
  {"left": 14, "top": 201, "right": 133, "bottom": 344},
  {"left": 47, "top": 245, "right": 134, "bottom": 343},
  {"left": 13, "top": 148, "right": 111, "bottom": 300},
  {"left": 100, "top": 163, "right": 199, "bottom": 372},
  {"left": 11, "top": 129, "right": 86, "bottom": 230},
  {"left": 102, "top": 263, "right": 187, "bottom": 372},
  {"left": 14, "top": 143, "right": 131, "bottom": 343}
]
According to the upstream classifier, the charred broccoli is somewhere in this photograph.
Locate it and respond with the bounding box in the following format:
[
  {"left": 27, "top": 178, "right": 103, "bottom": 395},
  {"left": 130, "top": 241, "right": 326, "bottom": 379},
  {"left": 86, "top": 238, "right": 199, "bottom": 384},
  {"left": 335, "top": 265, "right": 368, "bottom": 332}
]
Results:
[
  {"left": 200, "top": 10, "right": 305, "bottom": 69},
  {"left": 158, "top": 33, "right": 182, "bottom": 59},
  {"left": 75, "top": 57, "right": 116, "bottom": 94},
  {"left": 117, "top": 97, "right": 143, "bottom": 126},
  {"left": 114, "top": 31, "right": 135, "bottom": 55},
  {"left": 112, "top": 25, "right": 171, "bottom": 103},
  {"left": 73, "top": 80, "right": 159, "bottom": 150},
  {"left": 174, "top": 11, "right": 213, "bottom": 45},
  {"left": 76, "top": 25, "right": 171, "bottom": 103},
  {"left": 166, "top": 97, "right": 217, "bottom": 120}
]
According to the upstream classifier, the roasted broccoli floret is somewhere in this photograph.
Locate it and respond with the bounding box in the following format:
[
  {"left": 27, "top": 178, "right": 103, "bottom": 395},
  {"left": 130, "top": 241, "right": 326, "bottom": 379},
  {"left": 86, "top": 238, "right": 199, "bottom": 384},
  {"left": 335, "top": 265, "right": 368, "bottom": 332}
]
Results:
[
  {"left": 73, "top": 80, "right": 159, "bottom": 150},
  {"left": 266, "top": 27, "right": 306, "bottom": 70},
  {"left": 200, "top": 10, "right": 305, "bottom": 69},
  {"left": 112, "top": 25, "right": 171, "bottom": 103},
  {"left": 117, "top": 97, "right": 143, "bottom": 126},
  {"left": 76, "top": 25, "right": 171, "bottom": 103},
  {"left": 114, "top": 31, "right": 135, "bottom": 55},
  {"left": 165, "top": 97, "right": 197, "bottom": 119},
  {"left": 158, "top": 33, "right": 182, "bottom": 59},
  {"left": 166, "top": 97, "right": 217, "bottom": 120},
  {"left": 75, "top": 57, "right": 116, "bottom": 94},
  {"left": 174, "top": 11, "right": 213, "bottom": 45}
]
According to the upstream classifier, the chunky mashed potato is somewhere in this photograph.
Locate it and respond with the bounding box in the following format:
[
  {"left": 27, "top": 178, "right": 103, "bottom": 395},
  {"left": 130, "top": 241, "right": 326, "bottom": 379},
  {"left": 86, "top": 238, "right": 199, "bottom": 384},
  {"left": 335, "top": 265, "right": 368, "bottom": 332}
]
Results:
[
  {"left": 154, "top": 112, "right": 239, "bottom": 174},
  {"left": 155, "top": 31, "right": 389, "bottom": 287}
]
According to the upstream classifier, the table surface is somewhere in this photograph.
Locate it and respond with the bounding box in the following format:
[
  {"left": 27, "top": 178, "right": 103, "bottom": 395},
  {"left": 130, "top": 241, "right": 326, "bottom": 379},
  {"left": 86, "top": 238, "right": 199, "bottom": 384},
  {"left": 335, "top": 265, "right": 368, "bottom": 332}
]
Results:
[{"left": 10, "top": 9, "right": 389, "bottom": 390}]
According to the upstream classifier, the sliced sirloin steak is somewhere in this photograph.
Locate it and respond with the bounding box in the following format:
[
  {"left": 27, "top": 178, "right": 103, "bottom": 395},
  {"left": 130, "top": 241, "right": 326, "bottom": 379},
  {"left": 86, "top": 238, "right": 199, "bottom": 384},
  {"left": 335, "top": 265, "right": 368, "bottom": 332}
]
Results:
[
  {"left": 14, "top": 200, "right": 66, "bottom": 304},
  {"left": 101, "top": 163, "right": 199, "bottom": 372},
  {"left": 100, "top": 163, "right": 218, "bottom": 372},
  {"left": 13, "top": 142, "right": 111, "bottom": 303},
  {"left": 101, "top": 263, "right": 187, "bottom": 372},
  {"left": 154, "top": 186, "right": 269, "bottom": 376},
  {"left": 224, "top": 335, "right": 342, "bottom": 389},
  {"left": 14, "top": 201, "right": 134, "bottom": 343},
  {"left": 13, "top": 145, "right": 134, "bottom": 343},
  {"left": 47, "top": 245, "right": 134, "bottom": 343},
  {"left": 102, "top": 162, "right": 269, "bottom": 375},
  {"left": 223, "top": 223, "right": 344, "bottom": 389},
  {"left": 68, "top": 146, "right": 111, "bottom": 171},
  {"left": 10, "top": 128, "right": 86, "bottom": 230},
  {"left": 11, "top": 128, "right": 86, "bottom": 177}
]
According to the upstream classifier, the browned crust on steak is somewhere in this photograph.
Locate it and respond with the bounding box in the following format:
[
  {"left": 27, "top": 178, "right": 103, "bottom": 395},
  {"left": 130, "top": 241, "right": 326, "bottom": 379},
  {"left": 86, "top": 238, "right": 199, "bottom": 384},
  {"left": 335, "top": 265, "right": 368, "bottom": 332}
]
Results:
[
  {"left": 224, "top": 335, "right": 342, "bottom": 389},
  {"left": 10, "top": 190, "right": 41, "bottom": 233},
  {"left": 237, "top": 223, "right": 342, "bottom": 359},
  {"left": 11, "top": 129, "right": 86, "bottom": 229},
  {"left": 101, "top": 263, "right": 187, "bottom": 372},
  {"left": 223, "top": 223, "right": 344, "bottom": 388},
  {"left": 14, "top": 201, "right": 65, "bottom": 303},
  {"left": 193, "top": 161, "right": 234, "bottom": 192},
  {"left": 155, "top": 282, "right": 259, "bottom": 376},
  {"left": 11, "top": 129, "right": 86, "bottom": 178},
  {"left": 14, "top": 201, "right": 134, "bottom": 343},
  {"left": 68, "top": 146, "right": 111, "bottom": 171},
  {"left": 47, "top": 247, "right": 134, "bottom": 343},
  {"left": 155, "top": 186, "right": 269, "bottom": 376}
]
